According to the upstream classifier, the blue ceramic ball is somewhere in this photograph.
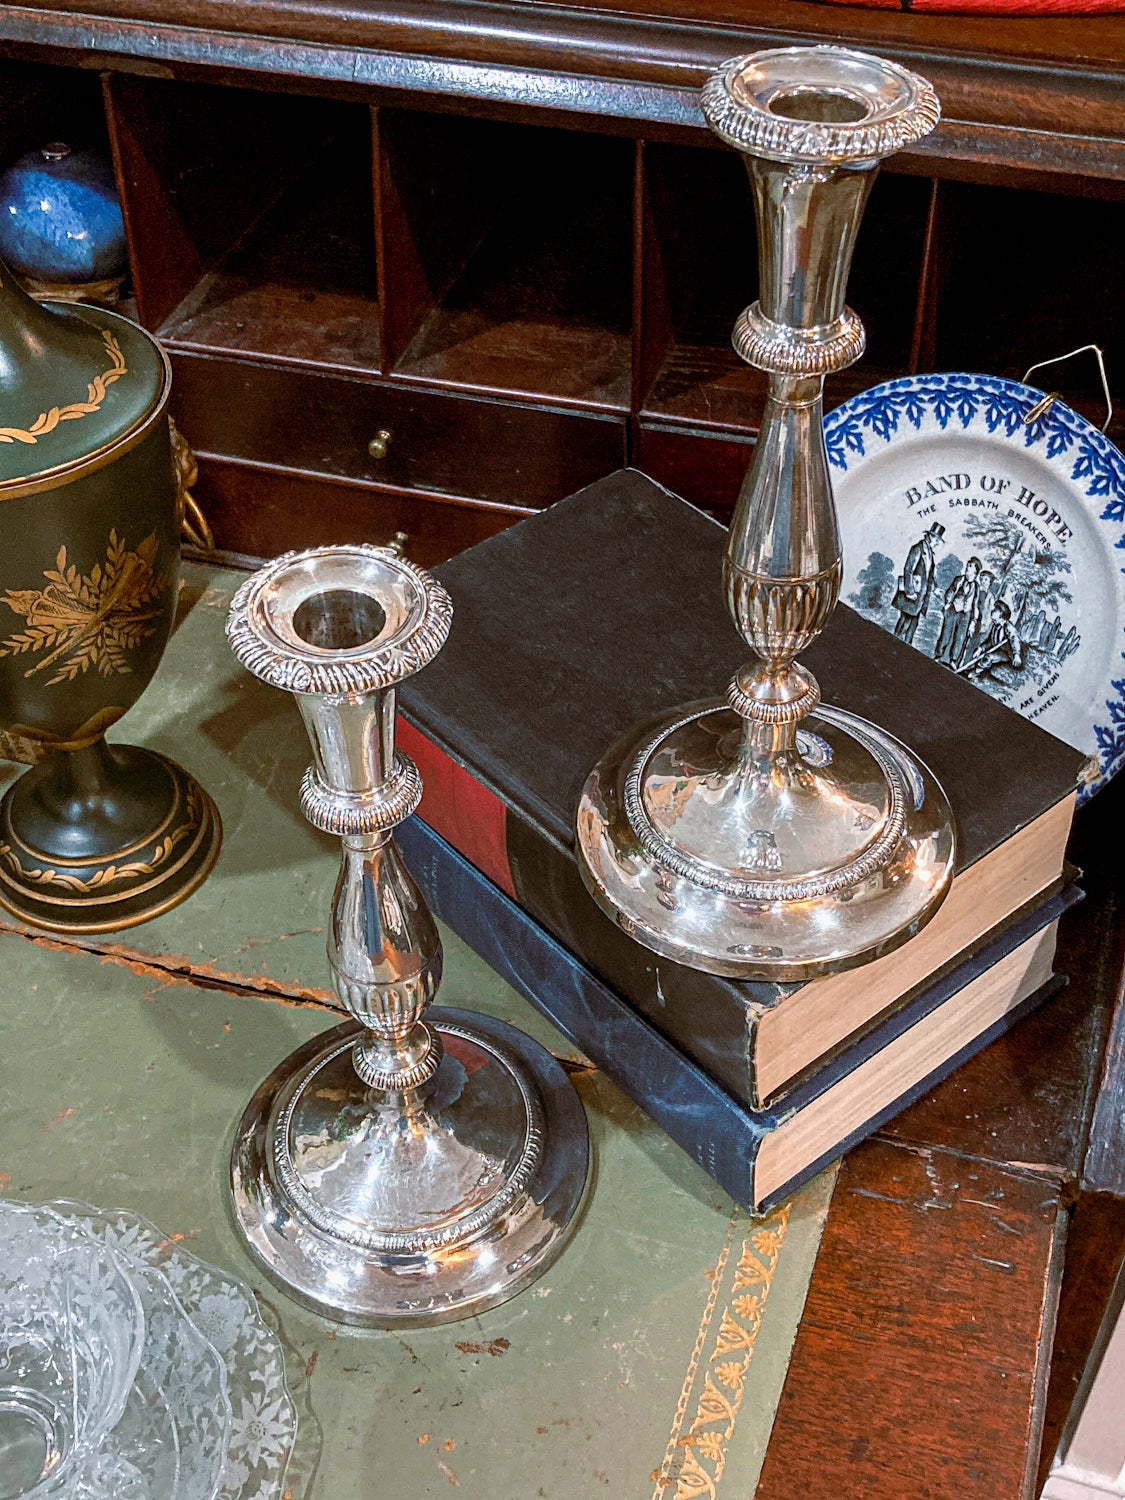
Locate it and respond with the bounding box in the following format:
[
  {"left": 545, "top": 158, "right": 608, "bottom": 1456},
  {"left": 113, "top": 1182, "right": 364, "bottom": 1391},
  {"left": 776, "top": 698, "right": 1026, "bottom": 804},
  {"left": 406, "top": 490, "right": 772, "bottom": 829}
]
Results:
[{"left": 0, "top": 144, "right": 126, "bottom": 285}]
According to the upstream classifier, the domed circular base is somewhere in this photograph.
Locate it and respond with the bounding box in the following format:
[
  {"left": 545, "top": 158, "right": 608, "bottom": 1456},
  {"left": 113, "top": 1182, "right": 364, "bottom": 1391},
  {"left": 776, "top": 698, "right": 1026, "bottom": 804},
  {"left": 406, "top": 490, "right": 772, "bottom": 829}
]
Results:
[
  {"left": 0, "top": 744, "right": 221, "bottom": 933},
  {"left": 576, "top": 699, "right": 956, "bottom": 981},
  {"left": 229, "top": 1007, "right": 590, "bottom": 1327}
]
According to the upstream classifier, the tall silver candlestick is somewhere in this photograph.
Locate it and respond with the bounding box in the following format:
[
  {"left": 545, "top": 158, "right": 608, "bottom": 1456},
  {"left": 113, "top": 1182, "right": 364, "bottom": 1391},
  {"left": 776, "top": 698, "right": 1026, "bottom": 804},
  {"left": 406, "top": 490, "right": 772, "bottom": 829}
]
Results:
[
  {"left": 577, "top": 47, "right": 956, "bottom": 980},
  {"left": 226, "top": 545, "right": 588, "bottom": 1325}
]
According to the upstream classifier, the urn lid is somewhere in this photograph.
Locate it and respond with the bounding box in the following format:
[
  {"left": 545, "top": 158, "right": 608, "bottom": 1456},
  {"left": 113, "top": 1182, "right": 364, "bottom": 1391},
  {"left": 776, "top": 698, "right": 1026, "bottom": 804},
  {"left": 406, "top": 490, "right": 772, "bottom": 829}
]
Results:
[{"left": 0, "top": 263, "right": 168, "bottom": 495}]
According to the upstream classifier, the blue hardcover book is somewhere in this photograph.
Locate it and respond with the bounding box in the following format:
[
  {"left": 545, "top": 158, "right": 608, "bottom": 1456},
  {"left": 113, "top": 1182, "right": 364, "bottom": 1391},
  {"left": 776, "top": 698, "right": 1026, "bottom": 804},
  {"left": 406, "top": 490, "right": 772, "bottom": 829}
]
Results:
[{"left": 399, "top": 813, "right": 1080, "bottom": 1210}]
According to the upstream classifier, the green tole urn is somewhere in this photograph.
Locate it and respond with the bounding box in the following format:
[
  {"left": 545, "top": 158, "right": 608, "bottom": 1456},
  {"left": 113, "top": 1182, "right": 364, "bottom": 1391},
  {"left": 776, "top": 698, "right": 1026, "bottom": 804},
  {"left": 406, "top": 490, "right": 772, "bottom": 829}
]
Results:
[{"left": 0, "top": 261, "right": 220, "bottom": 931}]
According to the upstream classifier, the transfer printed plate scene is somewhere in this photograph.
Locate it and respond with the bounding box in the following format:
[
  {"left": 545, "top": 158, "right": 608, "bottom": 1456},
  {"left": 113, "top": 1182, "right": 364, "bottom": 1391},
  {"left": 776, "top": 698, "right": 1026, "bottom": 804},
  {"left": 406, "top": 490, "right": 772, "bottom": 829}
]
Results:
[{"left": 825, "top": 373, "right": 1125, "bottom": 800}]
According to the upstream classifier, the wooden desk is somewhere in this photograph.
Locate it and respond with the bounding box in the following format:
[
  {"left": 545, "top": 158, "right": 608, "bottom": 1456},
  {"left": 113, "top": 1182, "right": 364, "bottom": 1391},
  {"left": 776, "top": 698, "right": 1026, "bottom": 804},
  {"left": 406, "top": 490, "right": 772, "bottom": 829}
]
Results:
[
  {"left": 762, "top": 788, "right": 1125, "bottom": 1499},
  {"left": 1, "top": 12, "right": 1124, "bottom": 1488},
  {"left": 2, "top": 565, "right": 1122, "bottom": 1498}
]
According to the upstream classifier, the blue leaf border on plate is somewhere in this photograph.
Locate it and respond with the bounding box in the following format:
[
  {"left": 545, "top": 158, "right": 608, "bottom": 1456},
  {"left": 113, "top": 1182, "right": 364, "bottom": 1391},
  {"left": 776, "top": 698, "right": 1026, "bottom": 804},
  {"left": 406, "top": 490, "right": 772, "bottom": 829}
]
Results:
[{"left": 823, "top": 372, "right": 1125, "bottom": 799}]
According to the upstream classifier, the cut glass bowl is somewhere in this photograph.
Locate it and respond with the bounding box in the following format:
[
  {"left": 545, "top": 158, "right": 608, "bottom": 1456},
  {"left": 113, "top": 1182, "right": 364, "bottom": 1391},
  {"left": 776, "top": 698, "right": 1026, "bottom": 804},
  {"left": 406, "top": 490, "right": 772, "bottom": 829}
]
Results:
[
  {"left": 87, "top": 1259, "right": 231, "bottom": 1500},
  {"left": 0, "top": 1199, "right": 303, "bottom": 1500},
  {"left": 51, "top": 1203, "right": 302, "bottom": 1500},
  {"left": 0, "top": 1202, "right": 145, "bottom": 1500}
]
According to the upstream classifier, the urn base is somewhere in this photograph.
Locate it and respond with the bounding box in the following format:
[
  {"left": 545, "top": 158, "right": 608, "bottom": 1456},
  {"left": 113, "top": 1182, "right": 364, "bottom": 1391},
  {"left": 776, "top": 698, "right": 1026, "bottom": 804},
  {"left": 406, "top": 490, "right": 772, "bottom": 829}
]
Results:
[
  {"left": 0, "top": 742, "right": 221, "bottom": 933},
  {"left": 576, "top": 699, "right": 956, "bottom": 981},
  {"left": 230, "top": 1008, "right": 590, "bottom": 1327}
]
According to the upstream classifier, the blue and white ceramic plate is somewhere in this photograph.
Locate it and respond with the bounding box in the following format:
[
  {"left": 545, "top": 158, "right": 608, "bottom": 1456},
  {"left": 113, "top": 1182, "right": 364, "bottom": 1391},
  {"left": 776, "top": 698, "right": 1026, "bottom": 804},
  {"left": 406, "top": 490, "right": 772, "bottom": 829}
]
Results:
[{"left": 825, "top": 372, "right": 1125, "bottom": 802}]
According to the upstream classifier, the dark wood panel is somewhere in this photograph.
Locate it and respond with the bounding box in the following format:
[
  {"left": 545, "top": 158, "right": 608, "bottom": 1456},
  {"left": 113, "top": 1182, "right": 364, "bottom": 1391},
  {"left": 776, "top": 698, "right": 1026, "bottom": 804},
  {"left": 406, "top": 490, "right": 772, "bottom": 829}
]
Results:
[
  {"left": 641, "top": 342, "right": 895, "bottom": 434},
  {"left": 1083, "top": 953, "right": 1125, "bottom": 1197},
  {"left": 897, "top": 131, "right": 1125, "bottom": 201},
  {"left": 635, "top": 424, "right": 754, "bottom": 523},
  {"left": 757, "top": 1140, "right": 1065, "bottom": 1500},
  {"left": 16, "top": 0, "right": 1125, "bottom": 74},
  {"left": 633, "top": 137, "right": 670, "bottom": 411},
  {"left": 880, "top": 775, "right": 1125, "bottom": 1179},
  {"left": 1076, "top": 765, "right": 1125, "bottom": 1197},
  {"left": 847, "top": 172, "right": 934, "bottom": 377},
  {"left": 169, "top": 352, "right": 629, "bottom": 508},
  {"left": 190, "top": 455, "right": 528, "bottom": 564},
  {"left": 376, "top": 107, "right": 513, "bottom": 369},
  {"left": 15, "top": 0, "right": 1125, "bottom": 104},
  {"left": 398, "top": 303, "right": 633, "bottom": 412},
  {"left": 929, "top": 180, "right": 1125, "bottom": 444},
  {"left": 161, "top": 277, "right": 381, "bottom": 376},
  {"left": 11, "top": 0, "right": 1125, "bottom": 177},
  {"left": 157, "top": 106, "right": 381, "bottom": 375},
  {"left": 104, "top": 71, "right": 339, "bottom": 329},
  {"left": 0, "top": 55, "right": 106, "bottom": 165},
  {"left": 156, "top": 0, "right": 1125, "bottom": 79},
  {"left": 878, "top": 890, "right": 1123, "bottom": 1181},
  {"left": 644, "top": 344, "right": 766, "bottom": 433},
  {"left": 910, "top": 178, "right": 945, "bottom": 375},
  {"left": 637, "top": 140, "right": 758, "bottom": 426},
  {"left": 393, "top": 124, "right": 634, "bottom": 410}
]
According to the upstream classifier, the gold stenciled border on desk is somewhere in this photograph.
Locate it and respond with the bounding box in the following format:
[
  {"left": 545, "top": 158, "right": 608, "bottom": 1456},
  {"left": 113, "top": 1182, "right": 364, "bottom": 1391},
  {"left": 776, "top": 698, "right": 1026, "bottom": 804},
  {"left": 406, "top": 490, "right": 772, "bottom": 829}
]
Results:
[{"left": 651, "top": 1200, "right": 791, "bottom": 1500}]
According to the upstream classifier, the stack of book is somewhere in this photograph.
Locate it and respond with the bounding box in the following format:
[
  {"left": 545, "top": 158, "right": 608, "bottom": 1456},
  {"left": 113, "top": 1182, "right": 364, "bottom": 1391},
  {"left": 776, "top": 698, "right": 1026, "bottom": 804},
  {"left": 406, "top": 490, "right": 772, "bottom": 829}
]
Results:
[{"left": 396, "top": 471, "right": 1088, "bottom": 1211}]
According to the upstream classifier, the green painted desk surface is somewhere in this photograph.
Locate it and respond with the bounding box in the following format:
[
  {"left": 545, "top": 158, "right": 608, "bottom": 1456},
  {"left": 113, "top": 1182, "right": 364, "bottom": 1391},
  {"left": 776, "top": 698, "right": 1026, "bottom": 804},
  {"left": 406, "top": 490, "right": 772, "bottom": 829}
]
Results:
[{"left": 0, "top": 569, "right": 834, "bottom": 1500}]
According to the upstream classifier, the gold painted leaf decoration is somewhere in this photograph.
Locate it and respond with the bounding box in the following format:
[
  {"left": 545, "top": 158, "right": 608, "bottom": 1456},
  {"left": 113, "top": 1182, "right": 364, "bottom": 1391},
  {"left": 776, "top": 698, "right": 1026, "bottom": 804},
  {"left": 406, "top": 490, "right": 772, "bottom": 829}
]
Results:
[
  {"left": 732, "top": 1293, "right": 762, "bottom": 1328},
  {"left": 694, "top": 1372, "right": 737, "bottom": 1429},
  {"left": 0, "top": 529, "right": 167, "bottom": 685},
  {"left": 695, "top": 1432, "right": 727, "bottom": 1464}
]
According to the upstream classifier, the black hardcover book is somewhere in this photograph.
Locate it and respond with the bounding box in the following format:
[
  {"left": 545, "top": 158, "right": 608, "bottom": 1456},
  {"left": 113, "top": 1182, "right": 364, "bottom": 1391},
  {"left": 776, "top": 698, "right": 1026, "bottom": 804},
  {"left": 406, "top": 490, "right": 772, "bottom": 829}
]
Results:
[{"left": 397, "top": 470, "right": 1087, "bottom": 1108}]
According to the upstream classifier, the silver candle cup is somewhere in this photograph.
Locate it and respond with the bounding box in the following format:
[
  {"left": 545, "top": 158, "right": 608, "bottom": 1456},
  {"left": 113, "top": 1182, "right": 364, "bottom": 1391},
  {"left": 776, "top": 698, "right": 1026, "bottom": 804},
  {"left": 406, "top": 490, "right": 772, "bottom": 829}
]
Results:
[{"left": 226, "top": 545, "right": 589, "bottom": 1326}]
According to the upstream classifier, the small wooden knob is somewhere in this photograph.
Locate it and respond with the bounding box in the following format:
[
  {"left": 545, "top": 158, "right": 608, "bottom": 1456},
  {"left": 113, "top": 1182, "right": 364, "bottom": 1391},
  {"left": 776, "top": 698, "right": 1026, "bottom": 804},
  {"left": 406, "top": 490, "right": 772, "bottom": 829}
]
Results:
[{"left": 367, "top": 428, "right": 393, "bottom": 461}]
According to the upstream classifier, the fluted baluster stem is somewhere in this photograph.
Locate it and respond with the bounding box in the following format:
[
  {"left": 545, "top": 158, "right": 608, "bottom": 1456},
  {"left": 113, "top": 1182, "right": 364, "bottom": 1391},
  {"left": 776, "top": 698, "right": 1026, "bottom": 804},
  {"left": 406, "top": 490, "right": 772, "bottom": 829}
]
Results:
[
  {"left": 327, "top": 827, "right": 444, "bottom": 1095},
  {"left": 723, "top": 147, "right": 876, "bottom": 738}
]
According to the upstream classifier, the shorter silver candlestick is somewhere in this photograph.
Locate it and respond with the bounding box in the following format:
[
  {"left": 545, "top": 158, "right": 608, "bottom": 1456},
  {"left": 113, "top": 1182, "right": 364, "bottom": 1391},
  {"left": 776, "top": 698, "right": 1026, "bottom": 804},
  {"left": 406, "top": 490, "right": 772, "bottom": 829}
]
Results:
[{"left": 226, "top": 545, "right": 589, "bottom": 1326}]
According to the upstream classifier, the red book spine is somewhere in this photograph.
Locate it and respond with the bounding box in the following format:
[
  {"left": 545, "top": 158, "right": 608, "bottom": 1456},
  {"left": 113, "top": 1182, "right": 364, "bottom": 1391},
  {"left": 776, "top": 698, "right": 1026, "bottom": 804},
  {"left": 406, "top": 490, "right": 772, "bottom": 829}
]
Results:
[{"left": 397, "top": 717, "right": 517, "bottom": 900}]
